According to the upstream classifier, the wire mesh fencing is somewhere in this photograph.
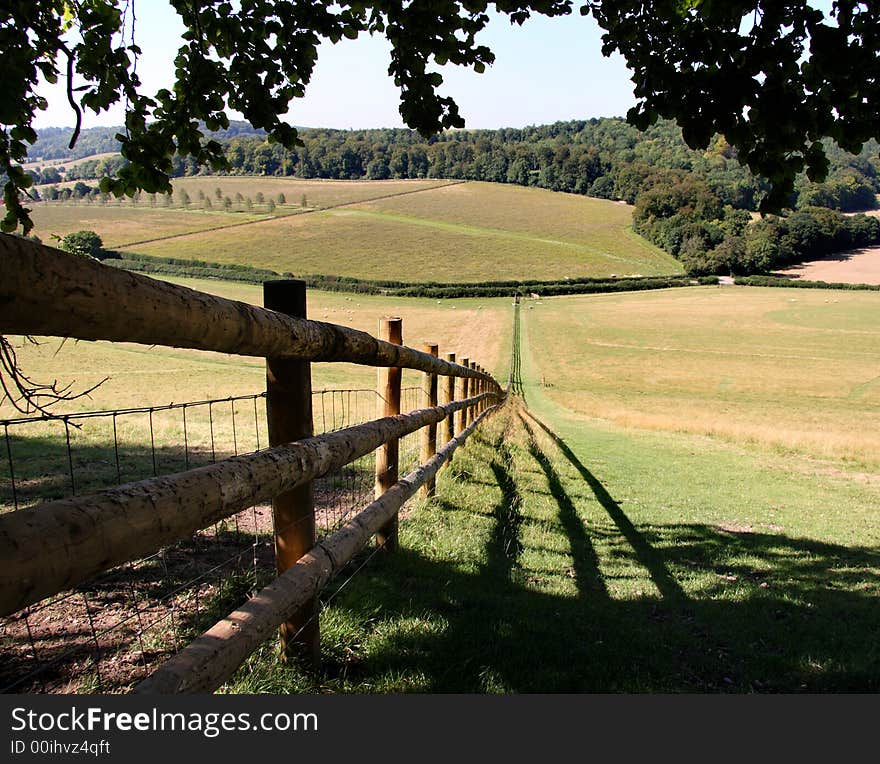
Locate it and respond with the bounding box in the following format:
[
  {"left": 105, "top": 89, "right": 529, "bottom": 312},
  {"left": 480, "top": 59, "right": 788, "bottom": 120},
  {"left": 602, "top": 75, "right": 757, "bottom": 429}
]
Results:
[{"left": 0, "top": 385, "right": 426, "bottom": 694}]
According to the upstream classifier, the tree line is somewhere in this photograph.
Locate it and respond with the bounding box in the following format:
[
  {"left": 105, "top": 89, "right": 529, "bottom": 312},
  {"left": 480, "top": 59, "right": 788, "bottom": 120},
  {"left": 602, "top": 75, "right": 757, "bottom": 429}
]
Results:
[
  {"left": 24, "top": 118, "right": 880, "bottom": 276},
  {"left": 28, "top": 119, "right": 880, "bottom": 213},
  {"left": 632, "top": 175, "right": 880, "bottom": 275}
]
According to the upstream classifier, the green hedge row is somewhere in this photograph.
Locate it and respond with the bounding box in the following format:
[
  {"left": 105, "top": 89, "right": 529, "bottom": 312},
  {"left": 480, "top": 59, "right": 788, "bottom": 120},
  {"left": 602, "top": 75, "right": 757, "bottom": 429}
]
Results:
[
  {"left": 735, "top": 275, "right": 880, "bottom": 291},
  {"left": 108, "top": 252, "right": 716, "bottom": 297}
]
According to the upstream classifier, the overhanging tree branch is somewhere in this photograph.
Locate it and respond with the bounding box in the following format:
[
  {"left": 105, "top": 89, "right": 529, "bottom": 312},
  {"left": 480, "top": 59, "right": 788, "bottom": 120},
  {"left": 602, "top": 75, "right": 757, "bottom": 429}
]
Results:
[{"left": 1, "top": 1, "right": 879, "bottom": 227}]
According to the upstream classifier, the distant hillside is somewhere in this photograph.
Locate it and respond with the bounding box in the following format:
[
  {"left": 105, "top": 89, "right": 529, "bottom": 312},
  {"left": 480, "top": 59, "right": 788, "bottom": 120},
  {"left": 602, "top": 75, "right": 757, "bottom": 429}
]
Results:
[
  {"left": 104, "top": 179, "right": 683, "bottom": 283},
  {"left": 27, "top": 121, "right": 268, "bottom": 163},
  {"left": 31, "top": 119, "right": 880, "bottom": 215},
  {"left": 27, "top": 126, "right": 121, "bottom": 162}
]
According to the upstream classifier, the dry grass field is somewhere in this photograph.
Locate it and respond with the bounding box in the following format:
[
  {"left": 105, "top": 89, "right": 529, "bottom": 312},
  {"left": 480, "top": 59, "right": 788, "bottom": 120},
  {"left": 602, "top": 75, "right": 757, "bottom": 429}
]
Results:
[
  {"left": 522, "top": 285, "right": 880, "bottom": 470},
  {"left": 163, "top": 176, "right": 452, "bottom": 208},
  {"left": 27, "top": 205, "right": 267, "bottom": 249},
  {"left": 772, "top": 245, "right": 880, "bottom": 285},
  {"left": 27, "top": 178, "right": 455, "bottom": 249},
  {"left": 23, "top": 152, "right": 119, "bottom": 172},
  {"left": 358, "top": 181, "right": 673, "bottom": 273}
]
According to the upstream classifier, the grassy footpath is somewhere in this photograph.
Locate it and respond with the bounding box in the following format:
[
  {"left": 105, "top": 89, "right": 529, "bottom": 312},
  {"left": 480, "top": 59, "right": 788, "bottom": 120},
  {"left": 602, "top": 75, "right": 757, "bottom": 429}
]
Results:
[{"left": 224, "top": 302, "right": 880, "bottom": 692}]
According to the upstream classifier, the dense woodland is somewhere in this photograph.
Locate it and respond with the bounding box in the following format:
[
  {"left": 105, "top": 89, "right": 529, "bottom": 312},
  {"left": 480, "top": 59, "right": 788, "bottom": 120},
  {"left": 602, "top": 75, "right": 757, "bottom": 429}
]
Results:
[{"left": 24, "top": 119, "right": 880, "bottom": 276}]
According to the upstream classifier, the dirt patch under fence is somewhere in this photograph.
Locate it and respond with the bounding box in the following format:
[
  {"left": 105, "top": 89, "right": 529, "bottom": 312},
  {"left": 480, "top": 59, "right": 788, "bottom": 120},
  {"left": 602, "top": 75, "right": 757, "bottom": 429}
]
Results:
[{"left": 0, "top": 463, "right": 378, "bottom": 694}]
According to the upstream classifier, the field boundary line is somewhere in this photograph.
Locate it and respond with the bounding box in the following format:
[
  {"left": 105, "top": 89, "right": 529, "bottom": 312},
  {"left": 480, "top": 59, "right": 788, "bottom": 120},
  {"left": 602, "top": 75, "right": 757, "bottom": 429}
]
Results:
[{"left": 111, "top": 179, "right": 467, "bottom": 249}]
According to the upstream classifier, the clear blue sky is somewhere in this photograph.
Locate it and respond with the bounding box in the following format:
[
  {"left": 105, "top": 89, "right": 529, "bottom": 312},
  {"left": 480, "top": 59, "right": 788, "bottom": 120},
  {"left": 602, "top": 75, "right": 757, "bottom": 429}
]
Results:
[{"left": 33, "top": 5, "right": 637, "bottom": 130}]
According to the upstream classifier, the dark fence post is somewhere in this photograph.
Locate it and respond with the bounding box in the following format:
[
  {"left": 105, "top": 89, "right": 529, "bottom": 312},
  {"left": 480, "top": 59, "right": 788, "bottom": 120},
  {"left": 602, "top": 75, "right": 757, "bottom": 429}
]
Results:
[
  {"left": 375, "top": 317, "right": 403, "bottom": 552},
  {"left": 264, "top": 279, "right": 319, "bottom": 668}
]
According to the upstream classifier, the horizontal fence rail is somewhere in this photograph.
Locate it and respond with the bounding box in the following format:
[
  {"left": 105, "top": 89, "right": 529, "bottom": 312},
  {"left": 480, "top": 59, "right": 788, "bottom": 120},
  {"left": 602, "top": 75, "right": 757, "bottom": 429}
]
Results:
[
  {"left": 0, "top": 236, "right": 495, "bottom": 384},
  {"left": 135, "top": 405, "right": 497, "bottom": 694},
  {"left": 0, "top": 393, "right": 496, "bottom": 617}
]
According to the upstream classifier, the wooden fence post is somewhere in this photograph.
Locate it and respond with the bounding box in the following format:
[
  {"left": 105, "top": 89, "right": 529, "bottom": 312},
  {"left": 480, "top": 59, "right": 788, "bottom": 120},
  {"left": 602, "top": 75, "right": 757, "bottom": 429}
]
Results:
[
  {"left": 455, "top": 357, "right": 469, "bottom": 435},
  {"left": 264, "top": 279, "right": 319, "bottom": 667},
  {"left": 375, "top": 317, "right": 403, "bottom": 552},
  {"left": 464, "top": 361, "right": 477, "bottom": 427},
  {"left": 420, "top": 343, "right": 439, "bottom": 498}
]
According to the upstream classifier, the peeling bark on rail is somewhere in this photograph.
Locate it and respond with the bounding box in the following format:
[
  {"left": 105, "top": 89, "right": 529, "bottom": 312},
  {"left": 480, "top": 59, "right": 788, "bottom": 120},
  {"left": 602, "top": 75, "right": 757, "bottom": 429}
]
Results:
[
  {"left": 0, "top": 393, "right": 497, "bottom": 617},
  {"left": 0, "top": 235, "right": 498, "bottom": 384},
  {"left": 134, "top": 404, "right": 499, "bottom": 694}
]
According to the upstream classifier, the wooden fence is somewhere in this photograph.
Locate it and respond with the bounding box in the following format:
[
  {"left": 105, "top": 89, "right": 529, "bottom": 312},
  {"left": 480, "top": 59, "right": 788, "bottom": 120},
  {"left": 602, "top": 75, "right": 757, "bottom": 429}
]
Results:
[{"left": 0, "top": 235, "right": 505, "bottom": 693}]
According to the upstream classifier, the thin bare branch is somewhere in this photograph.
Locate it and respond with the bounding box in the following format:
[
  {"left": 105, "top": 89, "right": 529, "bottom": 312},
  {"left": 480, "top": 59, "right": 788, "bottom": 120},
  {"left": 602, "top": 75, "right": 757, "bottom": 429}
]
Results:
[{"left": 0, "top": 335, "right": 108, "bottom": 420}]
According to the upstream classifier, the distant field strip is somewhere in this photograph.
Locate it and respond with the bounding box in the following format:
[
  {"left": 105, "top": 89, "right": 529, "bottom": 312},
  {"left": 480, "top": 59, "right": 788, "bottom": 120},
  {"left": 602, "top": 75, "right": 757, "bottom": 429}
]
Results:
[
  {"left": 28, "top": 179, "right": 455, "bottom": 250},
  {"left": 848, "top": 375, "right": 880, "bottom": 400},
  {"left": 357, "top": 181, "right": 674, "bottom": 270},
  {"left": 579, "top": 337, "right": 880, "bottom": 362},
  {"left": 27, "top": 205, "right": 267, "bottom": 249}
]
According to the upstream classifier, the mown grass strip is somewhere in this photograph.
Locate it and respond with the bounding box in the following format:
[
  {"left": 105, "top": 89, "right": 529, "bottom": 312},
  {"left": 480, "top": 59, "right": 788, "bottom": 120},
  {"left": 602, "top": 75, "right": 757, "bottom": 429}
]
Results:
[{"left": 220, "top": 301, "right": 880, "bottom": 693}]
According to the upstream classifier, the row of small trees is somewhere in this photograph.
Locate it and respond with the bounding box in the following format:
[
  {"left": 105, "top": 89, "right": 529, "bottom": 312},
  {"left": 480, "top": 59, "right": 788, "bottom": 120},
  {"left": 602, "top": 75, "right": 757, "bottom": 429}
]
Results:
[{"left": 36, "top": 184, "right": 308, "bottom": 213}]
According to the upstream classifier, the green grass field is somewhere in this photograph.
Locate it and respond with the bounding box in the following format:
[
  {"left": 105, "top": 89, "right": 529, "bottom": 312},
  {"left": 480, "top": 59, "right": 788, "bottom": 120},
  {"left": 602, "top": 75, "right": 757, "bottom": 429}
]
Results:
[
  {"left": 121, "top": 181, "right": 680, "bottom": 281},
  {"left": 358, "top": 181, "right": 672, "bottom": 271},
  {"left": 4, "top": 219, "right": 878, "bottom": 691},
  {"left": 227, "top": 393, "right": 880, "bottom": 692}
]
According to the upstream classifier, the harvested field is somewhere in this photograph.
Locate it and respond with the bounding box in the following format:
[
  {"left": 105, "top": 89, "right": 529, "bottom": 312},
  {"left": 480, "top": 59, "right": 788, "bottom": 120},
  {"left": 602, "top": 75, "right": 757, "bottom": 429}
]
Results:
[{"left": 772, "top": 245, "right": 880, "bottom": 285}]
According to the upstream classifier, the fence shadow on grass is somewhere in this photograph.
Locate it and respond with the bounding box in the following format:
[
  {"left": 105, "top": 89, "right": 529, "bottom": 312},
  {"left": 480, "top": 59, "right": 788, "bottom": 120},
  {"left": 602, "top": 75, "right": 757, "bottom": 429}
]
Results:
[
  {"left": 521, "top": 410, "right": 689, "bottom": 606},
  {"left": 519, "top": 415, "right": 610, "bottom": 601},
  {"left": 486, "top": 434, "right": 524, "bottom": 577},
  {"left": 314, "top": 527, "right": 880, "bottom": 692},
  {"left": 297, "top": 412, "right": 880, "bottom": 693}
]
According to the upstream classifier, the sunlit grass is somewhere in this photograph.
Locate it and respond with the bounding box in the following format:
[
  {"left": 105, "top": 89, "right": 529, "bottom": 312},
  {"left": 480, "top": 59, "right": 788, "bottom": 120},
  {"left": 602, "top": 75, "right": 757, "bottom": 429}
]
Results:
[{"left": 28, "top": 178, "right": 454, "bottom": 250}]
